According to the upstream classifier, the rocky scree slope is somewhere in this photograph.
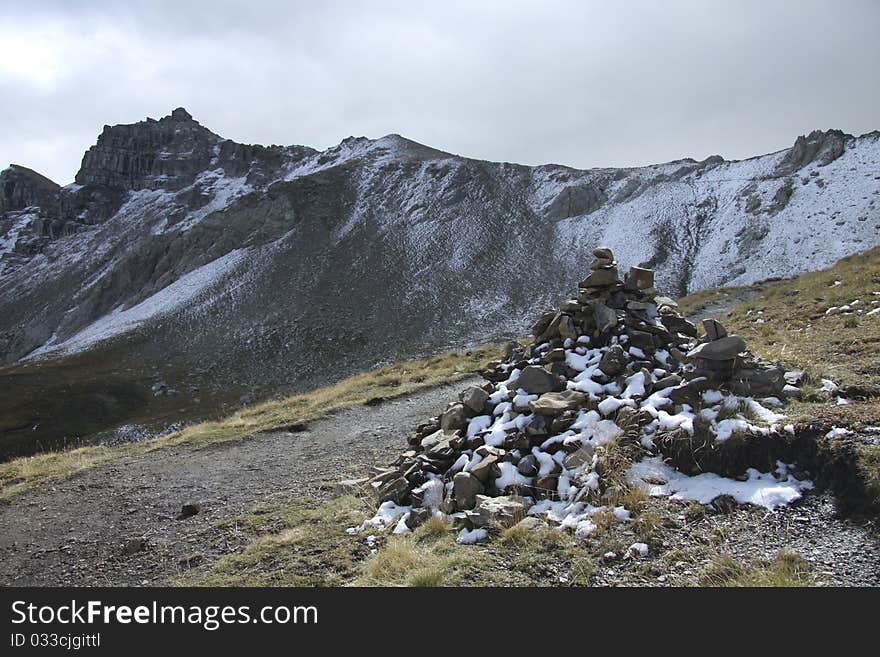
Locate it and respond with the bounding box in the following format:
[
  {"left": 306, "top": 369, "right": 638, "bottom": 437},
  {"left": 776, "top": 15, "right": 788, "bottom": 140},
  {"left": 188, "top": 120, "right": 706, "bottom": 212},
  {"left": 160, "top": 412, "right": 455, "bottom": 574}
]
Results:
[{"left": 1, "top": 109, "right": 879, "bottom": 454}]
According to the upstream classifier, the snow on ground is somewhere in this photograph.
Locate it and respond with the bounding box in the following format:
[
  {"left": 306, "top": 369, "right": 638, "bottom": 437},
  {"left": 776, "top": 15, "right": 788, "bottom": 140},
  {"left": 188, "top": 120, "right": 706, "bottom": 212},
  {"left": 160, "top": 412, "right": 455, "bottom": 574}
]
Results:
[
  {"left": 457, "top": 527, "right": 489, "bottom": 544},
  {"left": 170, "top": 169, "right": 253, "bottom": 233},
  {"left": 26, "top": 249, "right": 247, "bottom": 359},
  {"left": 627, "top": 457, "right": 813, "bottom": 510},
  {"left": 551, "top": 132, "right": 880, "bottom": 293},
  {"left": 0, "top": 209, "right": 38, "bottom": 259}
]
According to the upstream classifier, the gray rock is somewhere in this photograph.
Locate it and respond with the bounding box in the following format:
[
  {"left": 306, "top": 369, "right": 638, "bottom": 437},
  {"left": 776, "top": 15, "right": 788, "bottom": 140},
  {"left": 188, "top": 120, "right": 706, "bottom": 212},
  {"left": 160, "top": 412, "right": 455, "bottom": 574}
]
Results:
[
  {"left": 460, "top": 386, "right": 489, "bottom": 413},
  {"left": 420, "top": 429, "right": 462, "bottom": 460},
  {"left": 510, "top": 516, "right": 548, "bottom": 533},
  {"left": 563, "top": 444, "right": 595, "bottom": 470},
  {"left": 598, "top": 344, "right": 628, "bottom": 375},
  {"left": 653, "top": 373, "right": 682, "bottom": 389},
  {"left": 590, "top": 256, "right": 615, "bottom": 270},
  {"left": 580, "top": 267, "right": 620, "bottom": 288},
  {"left": 626, "top": 328, "right": 654, "bottom": 351},
  {"left": 0, "top": 165, "right": 60, "bottom": 216},
  {"left": 440, "top": 402, "right": 470, "bottom": 431},
  {"left": 405, "top": 507, "right": 431, "bottom": 529},
  {"left": 687, "top": 335, "right": 746, "bottom": 361},
  {"left": 594, "top": 303, "right": 618, "bottom": 333},
  {"left": 626, "top": 300, "right": 658, "bottom": 316},
  {"left": 784, "top": 370, "right": 805, "bottom": 386},
  {"left": 782, "top": 384, "right": 802, "bottom": 399},
  {"left": 728, "top": 365, "right": 787, "bottom": 397},
  {"left": 467, "top": 495, "right": 529, "bottom": 528},
  {"left": 440, "top": 489, "right": 456, "bottom": 514},
  {"left": 540, "top": 312, "right": 565, "bottom": 341},
  {"left": 668, "top": 378, "right": 715, "bottom": 404},
  {"left": 528, "top": 390, "right": 587, "bottom": 416},
  {"left": 774, "top": 129, "right": 847, "bottom": 177},
  {"left": 654, "top": 295, "right": 678, "bottom": 310},
  {"left": 420, "top": 428, "right": 459, "bottom": 450},
  {"left": 475, "top": 445, "right": 505, "bottom": 459},
  {"left": 469, "top": 454, "right": 499, "bottom": 484},
  {"left": 531, "top": 310, "right": 557, "bottom": 337},
  {"left": 592, "top": 246, "right": 614, "bottom": 260},
  {"left": 517, "top": 454, "right": 538, "bottom": 476},
  {"left": 701, "top": 318, "right": 728, "bottom": 341},
  {"left": 545, "top": 348, "right": 566, "bottom": 362},
  {"left": 377, "top": 476, "right": 410, "bottom": 504},
  {"left": 534, "top": 474, "right": 559, "bottom": 498},
  {"left": 516, "top": 365, "right": 563, "bottom": 395},
  {"left": 524, "top": 414, "right": 550, "bottom": 438},
  {"left": 625, "top": 266, "right": 654, "bottom": 290},
  {"left": 660, "top": 314, "right": 699, "bottom": 338},
  {"left": 558, "top": 314, "right": 578, "bottom": 340},
  {"left": 453, "top": 471, "right": 484, "bottom": 510}
]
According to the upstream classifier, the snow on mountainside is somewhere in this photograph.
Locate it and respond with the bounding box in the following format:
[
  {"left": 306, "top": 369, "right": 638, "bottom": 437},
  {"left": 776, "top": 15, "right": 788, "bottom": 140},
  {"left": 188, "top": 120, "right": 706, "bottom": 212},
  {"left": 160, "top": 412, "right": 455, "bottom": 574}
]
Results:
[{"left": 1, "top": 110, "right": 878, "bottom": 408}]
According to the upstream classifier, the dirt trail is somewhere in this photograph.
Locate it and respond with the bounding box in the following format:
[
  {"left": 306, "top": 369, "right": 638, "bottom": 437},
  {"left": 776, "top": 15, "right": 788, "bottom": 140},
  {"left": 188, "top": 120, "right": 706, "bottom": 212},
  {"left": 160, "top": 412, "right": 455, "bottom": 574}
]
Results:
[
  {"left": 681, "top": 281, "right": 780, "bottom": 324},
  {"left": 0, "top": 380, "right": 473, "bottom": 586}
]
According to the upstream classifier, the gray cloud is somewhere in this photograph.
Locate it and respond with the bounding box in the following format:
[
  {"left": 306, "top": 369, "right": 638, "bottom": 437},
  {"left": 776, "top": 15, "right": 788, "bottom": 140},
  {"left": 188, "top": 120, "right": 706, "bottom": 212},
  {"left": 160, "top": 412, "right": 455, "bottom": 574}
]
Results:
[{"left": 2, "top": 0, "right": 879, "bottom": 183}]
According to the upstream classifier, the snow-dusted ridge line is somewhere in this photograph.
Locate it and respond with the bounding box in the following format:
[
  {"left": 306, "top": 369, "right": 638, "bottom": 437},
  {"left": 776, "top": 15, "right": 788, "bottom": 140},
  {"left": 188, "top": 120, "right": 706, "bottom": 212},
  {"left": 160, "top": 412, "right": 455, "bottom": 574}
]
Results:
[{"left": 1, "top": 113, "right": 878, "bottom": 382}]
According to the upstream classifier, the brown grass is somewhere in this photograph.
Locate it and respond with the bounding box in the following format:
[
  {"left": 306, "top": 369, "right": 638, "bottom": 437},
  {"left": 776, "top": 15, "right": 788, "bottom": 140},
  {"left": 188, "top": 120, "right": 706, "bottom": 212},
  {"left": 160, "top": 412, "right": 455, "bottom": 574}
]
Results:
[
  {"left": 694, "top": 550, "right": 815, "bottom": 587},
  {"left": 680, "top": 247, "right": 880, "bottom": 428}
]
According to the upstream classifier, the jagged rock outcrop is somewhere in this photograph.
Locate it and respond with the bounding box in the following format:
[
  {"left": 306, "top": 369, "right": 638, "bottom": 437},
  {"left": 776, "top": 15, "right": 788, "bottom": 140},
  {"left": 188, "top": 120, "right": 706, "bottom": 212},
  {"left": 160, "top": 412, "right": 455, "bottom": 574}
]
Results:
[
  {"left": 774, "top": 129, "right": 848, "bottom": 177},
  {"left": 0, "top": 165, "right": 60, "bottom": 215},
  {"left": 75, "top": 107, "right": 313, "bottom": 193},
  {"left": 75, "top": 107, "right": 222, "bottom": 191}
]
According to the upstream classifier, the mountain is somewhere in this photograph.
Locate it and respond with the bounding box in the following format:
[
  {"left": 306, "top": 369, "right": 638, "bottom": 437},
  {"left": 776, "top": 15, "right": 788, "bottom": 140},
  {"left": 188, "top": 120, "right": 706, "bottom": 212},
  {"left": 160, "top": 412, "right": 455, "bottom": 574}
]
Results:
[{"left": 1, "top": 108, "right": 878, "bottom": 456}]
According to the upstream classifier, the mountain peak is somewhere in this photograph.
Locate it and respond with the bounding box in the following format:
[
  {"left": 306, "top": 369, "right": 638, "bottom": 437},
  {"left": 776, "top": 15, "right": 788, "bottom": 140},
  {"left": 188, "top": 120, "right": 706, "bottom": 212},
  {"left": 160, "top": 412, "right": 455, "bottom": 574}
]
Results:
[
  {"left": 170, "top": 107, "right": 193, "bottom": 121},
  {"left": 74, "top": 109, "right": 222, "bottom": 190}
]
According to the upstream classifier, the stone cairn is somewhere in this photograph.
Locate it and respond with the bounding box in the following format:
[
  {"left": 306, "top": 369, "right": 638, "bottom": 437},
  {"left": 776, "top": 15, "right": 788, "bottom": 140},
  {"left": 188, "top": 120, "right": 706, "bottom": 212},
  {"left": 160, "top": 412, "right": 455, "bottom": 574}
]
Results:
[{"left": 358, "top": 246, "right": 802, "bottom": 536}]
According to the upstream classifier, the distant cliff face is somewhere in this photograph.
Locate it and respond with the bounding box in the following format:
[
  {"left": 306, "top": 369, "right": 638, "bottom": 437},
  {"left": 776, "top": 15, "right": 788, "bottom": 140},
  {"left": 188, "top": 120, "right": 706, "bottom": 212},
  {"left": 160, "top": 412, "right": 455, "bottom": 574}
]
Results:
[
  {"left": 0, "top": 164, "right": 60, "bottom": 215},
  {"left": 1, "top": 110, "right": 879, "bottom": 407}
]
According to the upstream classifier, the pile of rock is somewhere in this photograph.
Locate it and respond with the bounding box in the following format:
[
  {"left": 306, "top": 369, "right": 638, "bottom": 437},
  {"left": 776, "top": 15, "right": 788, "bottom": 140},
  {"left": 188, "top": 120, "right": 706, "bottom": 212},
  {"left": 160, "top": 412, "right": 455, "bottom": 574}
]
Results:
[{"left": 357, "top": 247, "right": 806, "bottom": 538}]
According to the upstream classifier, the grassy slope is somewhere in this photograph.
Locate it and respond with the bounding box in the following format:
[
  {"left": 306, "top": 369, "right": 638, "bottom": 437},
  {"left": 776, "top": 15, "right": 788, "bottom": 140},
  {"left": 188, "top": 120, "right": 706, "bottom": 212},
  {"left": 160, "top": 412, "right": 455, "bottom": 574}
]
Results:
[
  {"left": 0, "top": 345, "right": 502, "bottom": 500},
  {"left": 678, "top": 246, "right": 880, "bottom": 425},
  {"left": 178, "top": 248, "right": 880, "bottom": 587}
]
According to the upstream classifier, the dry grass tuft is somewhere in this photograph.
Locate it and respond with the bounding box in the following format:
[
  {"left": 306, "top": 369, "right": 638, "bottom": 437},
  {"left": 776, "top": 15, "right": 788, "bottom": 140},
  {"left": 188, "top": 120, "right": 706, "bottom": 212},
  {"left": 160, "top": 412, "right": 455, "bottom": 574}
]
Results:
[
  {"left": 694, "top": 550, "right": 815, "bottom": 587},
  {"left": 174, "top": 494, "right": 375, "bottom": 587}
]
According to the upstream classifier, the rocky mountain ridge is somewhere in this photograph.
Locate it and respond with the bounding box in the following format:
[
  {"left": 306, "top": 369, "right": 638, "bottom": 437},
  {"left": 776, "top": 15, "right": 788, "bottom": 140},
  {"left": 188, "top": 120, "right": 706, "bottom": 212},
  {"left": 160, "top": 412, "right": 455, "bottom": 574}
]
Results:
[{"left": 1, "top": 110, "right": 879, "bottom": 455}]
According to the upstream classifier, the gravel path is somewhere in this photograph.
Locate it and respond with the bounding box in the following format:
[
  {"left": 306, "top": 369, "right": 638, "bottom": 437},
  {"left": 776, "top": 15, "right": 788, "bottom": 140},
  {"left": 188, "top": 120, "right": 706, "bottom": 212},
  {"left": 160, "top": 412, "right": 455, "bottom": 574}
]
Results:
[
  {"left": 681, "top": 281, "right": 779, "bottom": 324},
  {"left": 0, "top": 380, "right": 473, "bottom": 586}
]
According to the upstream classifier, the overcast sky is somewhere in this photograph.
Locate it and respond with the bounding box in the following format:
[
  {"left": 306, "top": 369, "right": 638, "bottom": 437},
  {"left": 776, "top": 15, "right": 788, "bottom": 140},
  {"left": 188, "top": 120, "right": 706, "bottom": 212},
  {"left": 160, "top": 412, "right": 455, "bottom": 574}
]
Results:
[{"left": 2, "top": 0, "right": 879, "bottom": 184}]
